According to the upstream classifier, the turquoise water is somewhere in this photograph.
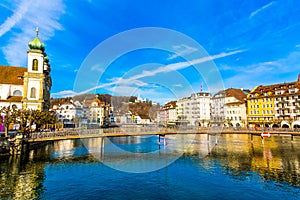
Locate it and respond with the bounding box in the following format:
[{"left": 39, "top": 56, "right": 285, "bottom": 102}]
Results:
[{"left": 1, "top": 134, "right": 300, "bottom": 199}]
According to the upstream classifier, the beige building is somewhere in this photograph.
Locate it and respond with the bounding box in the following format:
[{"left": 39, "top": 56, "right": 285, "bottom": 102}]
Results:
[{"left": 211, "top": 88, "right": 248, "bottom": 127}]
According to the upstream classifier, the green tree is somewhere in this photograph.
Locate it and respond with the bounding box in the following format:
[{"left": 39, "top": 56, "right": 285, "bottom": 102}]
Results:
[
  {"left": 0, "top": 106, "right": 18, "bottom": 137},
  {"left": 16, "top": 109, "right": 31, "bottom": 133},
  {"left": 73, "top": 116, "right": 81, "bottom": 128}
]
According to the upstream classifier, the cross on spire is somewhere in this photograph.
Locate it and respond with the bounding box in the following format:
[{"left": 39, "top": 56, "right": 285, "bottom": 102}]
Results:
[{"left": 35, "top": 27, "right": 39, "bottom": 37}]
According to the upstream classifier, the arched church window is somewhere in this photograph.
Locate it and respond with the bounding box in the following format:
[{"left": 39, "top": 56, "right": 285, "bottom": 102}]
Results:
[
  {"left": 30, "top": 87, "right": 36, "bottom": 98},
  {"left": 13, "top": 90, "right": 22, "bottom": 96},
  {"left": 32, "top": 59, "right": 38, "bottom": 71}
]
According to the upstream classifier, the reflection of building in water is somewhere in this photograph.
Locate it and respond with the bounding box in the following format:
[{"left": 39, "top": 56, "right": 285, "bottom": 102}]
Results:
[
  {"left": 54, "top": 140, "right": 76, "bottom": 151},
  {"left": 82, "top": 137, "right": 105, "bottom": 160},
  {"left": 204, "top": 134, "right": 300, "bottom": 186},
  {"left": 173, "top": 133, "right": 300, "bottom": 186},
  {"left": 0, "top": 156, "right": 45, "bottom": 200}
]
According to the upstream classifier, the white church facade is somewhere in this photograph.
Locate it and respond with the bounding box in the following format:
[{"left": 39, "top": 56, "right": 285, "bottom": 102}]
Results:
[{"left": 0, "top": 28, "right": 52, "bottom": 111}]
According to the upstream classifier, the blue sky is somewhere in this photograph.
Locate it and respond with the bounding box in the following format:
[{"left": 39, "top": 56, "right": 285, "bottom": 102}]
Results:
[{"left": 1, "top": 0, "right": 300, "bottom": 104}]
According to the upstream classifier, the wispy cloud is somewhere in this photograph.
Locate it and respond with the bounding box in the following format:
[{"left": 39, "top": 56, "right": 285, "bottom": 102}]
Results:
[
  {"left": 91, "top": 64, "right": 105, "bottom": 72},
  {"left": 223, "top": 50, "right": 300, "bottom": 89},
  {"left": 53, "top": 49, "right": 244, "bottom": 98},
  {"left": 1, "top": 0, "right": 66, "bottom": 66},
  {"left": 221, "top": 50, "right": 300, "bottom": 74},
  {"left": 173, "top": 84, "right": 182, "bottom": 87},
  {"left": 51, "top": 90, "right": 78, "bottom": 98},
  {"left": 168, "top": 44, "right": 198, "bottom": 60},
  {"left": 249, "top": 1, "right": 275, "bottom": 19},
  {"left": 74, "top": 49, "right": 244, "bottom": 95},
  {"left": 0, "top": 0, "right": 32, "bottom": 37}
]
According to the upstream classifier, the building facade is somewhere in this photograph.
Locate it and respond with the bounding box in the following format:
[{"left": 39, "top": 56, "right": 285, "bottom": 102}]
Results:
[
  {"left": 0, "top": 28, "right": 51, "bottom": 111},
  {"left": 247, "top": 75, "right": 300, "bottom": 128},
  {"left": 211, "top": 88, "right": 248, "bottom": 127},
  {"left": 176, "top": 92, "right": 211, "bottom": 126}
]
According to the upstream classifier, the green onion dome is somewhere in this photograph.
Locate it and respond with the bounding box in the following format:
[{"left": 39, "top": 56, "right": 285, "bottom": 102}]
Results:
[
  {"left": 44, "top": 56, "right": 49, "bottom": 64},
  {"left": 28, "top": 27, "right": 45, "bottom": 52}
]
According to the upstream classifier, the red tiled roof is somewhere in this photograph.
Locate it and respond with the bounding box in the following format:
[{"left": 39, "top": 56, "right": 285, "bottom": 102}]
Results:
[
  {"left": 0, "top": 96, "right": 22, "bottom": 102},
  {"left": 225, "top": 88, "right": 247, "bottom": 102},
  {"left": 248, "top": 77, "right": 300, "bottom": 98},
  {"left": 0, "top": 66, "right": 26, "bottom": 85}
]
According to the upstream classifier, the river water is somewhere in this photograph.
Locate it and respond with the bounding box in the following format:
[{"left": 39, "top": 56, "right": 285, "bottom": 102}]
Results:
[{"left": 0, "top": 134, "right": 300, "bottom": 199}]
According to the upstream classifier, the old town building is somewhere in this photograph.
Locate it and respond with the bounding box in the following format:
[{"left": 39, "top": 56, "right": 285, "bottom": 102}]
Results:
[
  {"left": 0, "top": 28, "right": 51, "bottom": 111},
  {"left": 211, "top": 88, "right": 248, "bottom": 127},
  {"left": 247, "top": 75, "right": 300, "bottom": 128}
]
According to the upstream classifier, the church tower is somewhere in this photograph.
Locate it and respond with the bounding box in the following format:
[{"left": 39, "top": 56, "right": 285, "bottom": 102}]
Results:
[{"left": 22, "top": 28, "right": 52, "bottom": 111}]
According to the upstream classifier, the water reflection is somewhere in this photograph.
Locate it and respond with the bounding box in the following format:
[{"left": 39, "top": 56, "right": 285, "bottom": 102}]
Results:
[
  {"left": 0, "top": 155, "right": 45, "bottom": 200},
  {"left": 1, "top": 134, "right": 300, "bottom": 199}
]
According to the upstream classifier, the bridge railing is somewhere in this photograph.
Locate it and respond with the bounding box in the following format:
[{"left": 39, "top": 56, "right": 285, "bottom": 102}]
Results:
[{"left": 26, "top": 126, "right": 300, "bottom": 140}]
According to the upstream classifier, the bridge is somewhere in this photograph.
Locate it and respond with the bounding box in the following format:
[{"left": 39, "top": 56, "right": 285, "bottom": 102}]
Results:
[
  {"left": 24, "top": 127, "right": 300, "bottom": 143},
  {"left": 3, "top": 126, "right": 300, "bottom": 155}
]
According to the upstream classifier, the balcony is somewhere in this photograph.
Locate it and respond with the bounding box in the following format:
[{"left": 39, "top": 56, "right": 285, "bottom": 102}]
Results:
[{"left": 277, "top": 107, "right": 289, "bottom": 110}]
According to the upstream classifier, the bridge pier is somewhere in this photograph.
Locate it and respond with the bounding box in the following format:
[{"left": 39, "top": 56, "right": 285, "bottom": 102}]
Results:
[{"left": 158, "top": 134, "right": 166, "bottom": 145}]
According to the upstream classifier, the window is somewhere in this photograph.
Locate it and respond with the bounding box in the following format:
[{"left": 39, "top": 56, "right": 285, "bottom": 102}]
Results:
[
  {"left": 32, "top": 59, "right": 38, "bottom": 71},
  {"left": 13, "top": 90, "right": 22, "bottom": 96},
  {"left": 30, "top": 87, "right": 36, "bottom": 98}
]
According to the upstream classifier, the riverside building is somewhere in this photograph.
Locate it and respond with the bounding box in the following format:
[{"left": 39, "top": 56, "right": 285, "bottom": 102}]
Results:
[
  {"left": 0, "top": 28, "right": 51, "bottom": 111},
  {"left": 211, "top": 88, "right": 248, "bottom": 127},
  {"left": 176, "top": 92, "right": 211, "bottom": 126},
  {"left": 247, "top": 75, "right": 300, "bottom": 128}
]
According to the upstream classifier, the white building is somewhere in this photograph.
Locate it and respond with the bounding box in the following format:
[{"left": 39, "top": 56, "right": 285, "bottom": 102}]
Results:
[
  {"left": 54, "top": 102, "right": 82, "bottom": 121},
  {"left": 134, "top": 115, "right": 151, "bottom": 124},
  {"left": 176, "top": 92, "right": 211, "bottom": 126},
  {"left": 88, "top": 98, "right": 105, "bottom": 125}
]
